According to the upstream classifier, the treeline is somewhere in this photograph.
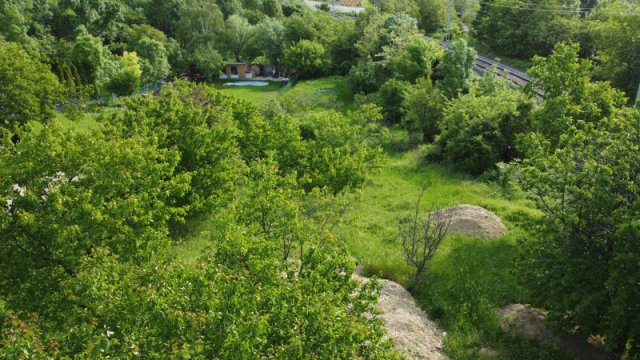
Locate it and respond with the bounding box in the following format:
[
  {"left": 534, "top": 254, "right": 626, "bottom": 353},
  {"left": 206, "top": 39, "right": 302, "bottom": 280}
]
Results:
[
  {"left": 363, "top": 0, "right": 640, "bottom": 99},
  {"left": 473, "top": 0, "right": 640, "bottom": 97},
  {"left": 0, "top": 0, "right": 358, "bottom": 98}
]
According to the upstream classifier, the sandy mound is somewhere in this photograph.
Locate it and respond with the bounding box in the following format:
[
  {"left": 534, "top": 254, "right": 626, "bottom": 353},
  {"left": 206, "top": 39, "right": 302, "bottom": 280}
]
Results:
[
  {"left": 434, "top": 205, "right": 507, "bottom": 240},
  {"left": 499, "top": 304, "right": 615, "bottom": 360},
  {"left": 355, "top": 275, "right": 448, "bottom": 360}
]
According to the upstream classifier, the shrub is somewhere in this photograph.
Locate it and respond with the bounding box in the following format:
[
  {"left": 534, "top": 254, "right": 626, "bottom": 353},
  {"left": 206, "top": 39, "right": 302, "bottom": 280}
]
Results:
[
  {"left": 377, "top": 78, "right": 409, "bottom": 124},
  {"left": 401, "top": 78, "right": 446, "bottom": 142},
  {"left": 348, "top": 58, "right": 385, "bottom": 94},
  {"left": 283, "top": 40, "right": 330, "bottom": 79},
  {"left": 437, "top": 88, "right": 533, "bottom": 175}
]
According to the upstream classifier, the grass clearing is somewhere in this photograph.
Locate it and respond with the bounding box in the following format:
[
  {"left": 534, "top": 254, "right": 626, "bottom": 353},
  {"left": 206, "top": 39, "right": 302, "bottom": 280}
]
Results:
[
  {"left": 53, "top": 111, "right": 101, "bottom": 131},
  {"left": 212, "top": 80, "right": 282, "bottom": 105},
  {"left": 337, "top": 146, "right": 572, "bottom": 359},
  {"left": 278, "top": 76, "right": 354, "bottom": 114},
  {"left": 337, "top": 145, "right": 537, "bottom": 284}
]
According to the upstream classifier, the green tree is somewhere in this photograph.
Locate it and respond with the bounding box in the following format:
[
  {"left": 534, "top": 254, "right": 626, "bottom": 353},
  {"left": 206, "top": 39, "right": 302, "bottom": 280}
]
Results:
[
  {"left": 51, "top": 0, "right": 125, "bottom": 40},
  {"left": 0, "top": 2, "right": 33, "bottom": 45},
  {"left": 245, "top": 17, "right": 286, "bottom": 64},
  {"left": 0, "top": 125, "right": 189, "bottom": 315},
  {"left": 224, "top": 15, "right": 252, "bottom": 62},
  {"left": 435, "top": 39, "right": 477, "bottom": 99},
  {"left": 68, "top": 33, "right": 118, "bottom": 89},
  {"left": 283, "top": 40, "right": 330, "bottom": 79},
  {"left": 174, "top": 0, "right": 224, "bottom": 50},
  {"left": 401, "top": 77, "right": 446, "bottom": 142},
  {"left": 101, "top": 82, "right": 243, "bottom": 217},
  {"left": 0, "top": 238, "right": 402, "bottom": 358},
  {"left": 106, "top": 51, "right": 142, "bottom": 96},
  {"left": 127, "top": 25, "right": 172, "bottom": 83},
  {"left": 192, "top": 44, "right": 224, "bottom": 81},
  {"left": 474, "top": 0, "right": 579, "bottom": 58},
  {"left": 377, "top": 78, "right": 409, "bottom": 124},
  {"left": 356, "top": 13, "right": 421, "bottom": 61},
  {"left": 518, "top": 44, "right": 639, "bottom": 356},
  {"left": 145, "top": 0, "right": 182, "bottom": 35},
  {"left": 348, "top": 57, "right": 386, "bottom": 94},
  {"left": 588, "top": 0, "right": 640, "bottom": 98},
  {"left": 263, "top": 0, "right": 283, "bottom": 17},
  {"left": 0, "top": 41, "right": 60, "bottom": 140},
  {"left": 519, "top": 109, "right": 640, "bottom": 358},
  {"left": 527, "top": 42, "right": 626, "bottom": 147},
  {"left": 300, "top": 106, "right": 385, "bottom": 194},
  {"left": 437, "top": 83, "right": 533, "bottom": 174},
  {"left": 414, "top": 0, "right": 448, "bottom": 34},
  {"left": 392, "top": 37, "right": 439, "bottom": 83}
]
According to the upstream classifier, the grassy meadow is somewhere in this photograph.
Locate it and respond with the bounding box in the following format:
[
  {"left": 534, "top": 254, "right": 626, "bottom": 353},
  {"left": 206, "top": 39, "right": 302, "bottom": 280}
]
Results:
[
  {"left": 211, "top": 80, "right": 283, "bottom": 104},
  {"left": 40, "top": 76, "right": 572, "bottom": 359},
  {"left": 336, "top": 145, "right": 572, "bottom": 359}
]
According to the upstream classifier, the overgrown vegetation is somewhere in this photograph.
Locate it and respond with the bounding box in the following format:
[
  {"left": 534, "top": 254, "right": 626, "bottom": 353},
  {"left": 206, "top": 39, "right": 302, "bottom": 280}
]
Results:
[{"left": 2, "top": 0, "right": 640, "bottom": 359}]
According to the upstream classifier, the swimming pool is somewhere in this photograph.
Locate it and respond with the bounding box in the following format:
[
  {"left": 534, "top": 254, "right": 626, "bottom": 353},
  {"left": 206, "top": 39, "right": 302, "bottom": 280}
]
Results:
[{"left": 223, "top": 81, "right": 270, "bottom": 87}]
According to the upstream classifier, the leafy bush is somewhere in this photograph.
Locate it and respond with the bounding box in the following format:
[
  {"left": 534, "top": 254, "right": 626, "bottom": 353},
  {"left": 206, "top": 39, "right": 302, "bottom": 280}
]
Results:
[
  {"left": 283, "top": 40, "right": 330, "bottom": 79},
  {"left": 401, "top": 78, "right": 446, "bottom": 142},
  {"left": 377, "top": 78, "right": 409, "bottom": 124},
  {"left": 348, "top": 58, "right": 386, "bottom": 94},
  {"left": 437, "top": 86, "right": 533, "bottom": 175}
]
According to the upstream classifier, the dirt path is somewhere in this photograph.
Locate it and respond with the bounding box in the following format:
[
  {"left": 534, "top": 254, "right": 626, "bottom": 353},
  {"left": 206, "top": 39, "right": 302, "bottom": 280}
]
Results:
[{"left": 356, "top": 275, "right": 449, "bottom": 360}]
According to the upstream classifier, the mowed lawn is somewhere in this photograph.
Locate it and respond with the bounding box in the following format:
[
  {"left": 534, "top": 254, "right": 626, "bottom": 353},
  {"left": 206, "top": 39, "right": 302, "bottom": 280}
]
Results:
[{"left": 212, "top": 80, "right": 283, "bottom": 105}]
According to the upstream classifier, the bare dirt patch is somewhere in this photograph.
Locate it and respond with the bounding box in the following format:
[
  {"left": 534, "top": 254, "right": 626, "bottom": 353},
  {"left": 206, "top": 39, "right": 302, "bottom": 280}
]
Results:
[
  {"left": 433, "top": 205, "right": 507, "bottom": 240},
  {"left": 356, "top": 275, "right": 448, "bottom": 360},
  {"left": 499, "top": 304, "right": 616, "bottom": 360}
]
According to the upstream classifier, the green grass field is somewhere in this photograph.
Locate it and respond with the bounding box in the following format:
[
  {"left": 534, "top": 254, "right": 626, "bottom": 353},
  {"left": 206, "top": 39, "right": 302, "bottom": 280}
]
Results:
[
  {"left": 35, "top": 77, "right": 570, "bottom": 359},
  {"left": 212, "top": 80, "right": 283, "bottom": 105},
  {"left": 336, "top": 146, "right": 572, "bottom": 359},
  {"left": 337, "top": 146, "right": 538, "bottom": 284},
  {"left": 53, "top": 111, "right": 101, "bottom": 131},
  {"left": 278, "top": 76, "right": 355, "bottom": 113}
]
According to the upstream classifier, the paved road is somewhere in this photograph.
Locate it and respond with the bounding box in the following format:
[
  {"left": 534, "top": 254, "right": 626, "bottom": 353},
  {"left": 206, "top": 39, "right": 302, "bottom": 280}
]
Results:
[{"left": 303, "top": 0, "right": 365, "bottom": 14}]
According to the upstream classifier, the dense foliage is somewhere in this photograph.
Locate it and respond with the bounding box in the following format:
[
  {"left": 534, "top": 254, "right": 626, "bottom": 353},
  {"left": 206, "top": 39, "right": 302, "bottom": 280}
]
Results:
[
  {"left": 518, "top": 43, "right": 640, "bottom": 357},
  {"left": 0, "top": 41, "right": 60, "bottom": 139},
  {"left": 0, "top": 80, "right": 395, "bottom": 357},
  {"left": 474, "top": 0, "right": 640, "bottom": 97},
  {"left": 3, "top": 0, "right": 640, "bottom": 358}
]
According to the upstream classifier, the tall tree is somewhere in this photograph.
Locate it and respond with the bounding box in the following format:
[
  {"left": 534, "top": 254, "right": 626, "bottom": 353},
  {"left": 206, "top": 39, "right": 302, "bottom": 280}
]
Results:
[
  {"left": 588, "top": 0, "right": 640, "bottom": 98},
  {"left": 245, "top": 17, "right": 286, "bottom": 64},
  {"left": 283, "top": 40, "right": 330, "bottom": 79},
  {"left": 435, "top": 39, "right": 477, "bottom": 98},
  {"left": 518, "top": 43, "right": 639, "bottom": 357},
  {"left": 0, "top": 126, "right": 189, "bottom": 315},
  {"left": 224, "top": 15, "right": 252, "bottom": 62},
  {"left": 0, "top": 41, "right": 60, "bottom": 140}
]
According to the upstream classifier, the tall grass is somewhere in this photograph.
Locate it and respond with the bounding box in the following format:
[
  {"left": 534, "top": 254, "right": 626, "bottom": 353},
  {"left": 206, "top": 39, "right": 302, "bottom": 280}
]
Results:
[{"left": 337, "top": 146, "right": 574, "bottom": 359}]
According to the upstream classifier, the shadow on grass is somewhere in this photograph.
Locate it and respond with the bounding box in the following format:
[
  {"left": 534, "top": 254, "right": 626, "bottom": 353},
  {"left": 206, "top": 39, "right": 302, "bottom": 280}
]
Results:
[{"left": 413, "top": 236, "right": 575, "bottom": 360}]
